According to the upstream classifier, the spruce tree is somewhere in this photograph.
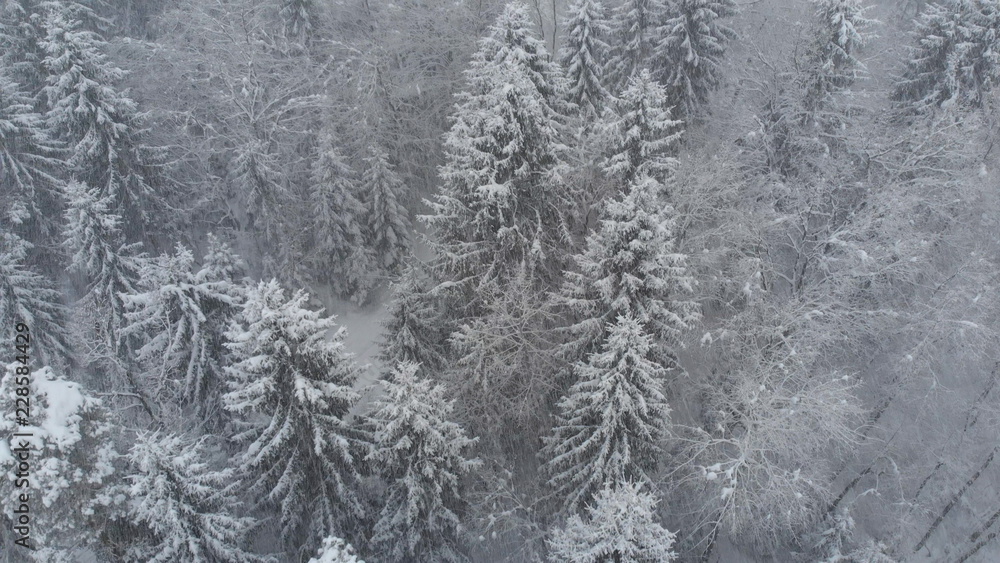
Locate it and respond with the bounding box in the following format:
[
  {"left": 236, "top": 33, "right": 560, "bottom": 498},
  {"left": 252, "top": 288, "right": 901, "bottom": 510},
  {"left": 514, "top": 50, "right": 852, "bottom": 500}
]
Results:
[
  {"left": 546, "top": 481, "right": 678, "bottom": 562},
  {"left": 63, "top": 181, "right": 146, "bottom": 349},
  {"left": 654, "top": 0, "right": 738, "bottom": 116},
  {"left": 422, "top": 1, "right": 573, "bottom": 293},
  {"left": 367, "top": 362, "right": 480, "bottom": 563},
  {"left": 378, "top": 265, "right": 450, "bottom": 373},
  {"left": 601, "top": 69, "right": 682, "bottom": 186},
  {"left": 801, "top": 0, "right": 877, "bottom": 119},
  {"left": 0, "top": 234, "right": 71, "bottom": 367},
  {"left": 542, "top": 314, "right": 672, "bottom": 512},
  {"left": 892, "top": 0, "right": 1000, "bottom": 110},
  {"left": 280, "top": 0, "right": 315, "bottom": 42},
  {"left": 0, "top": 364, "right": 118, "bottom": 561},
  {"left": 559, "top": 0, "right": 613, "bottom": 115},
  {"left": 223, "top": 280, "right": 366, "bottom": 549},
  {"left": 309, "top": 537, "right": 365, "bottom": 563},
  {"left": 0, "top": 73, "right": 64, "bottom": 252},
  {"left": 121, "top": 243, "right": 246, "bottom": 422},
  {"left": 0, "top": 0, "right": 48, "bottom": 102},
  {"left": 556, "top": 175, "right": 698, "bottom": 369},
  {"left": 42, "top": 4, "right": 162, "bottom": 240},
  {"left": 605, "top": 0, "right": 667, "bottom": 91},
  {"left": 309, "top": 135, "right": 377, "bottom": 305},
  {"left": 361, "top": 145, "right": 411, "bottom": 274},
  {"left": 122, "top": 432, "right": 266, "bottom": 563}
]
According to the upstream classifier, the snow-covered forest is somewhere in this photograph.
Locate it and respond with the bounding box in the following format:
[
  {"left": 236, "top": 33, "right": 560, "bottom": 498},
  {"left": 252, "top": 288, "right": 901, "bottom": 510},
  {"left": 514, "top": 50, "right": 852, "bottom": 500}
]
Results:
[{"left": 2, "top": 0, "right": 1000, "bottom": 560}]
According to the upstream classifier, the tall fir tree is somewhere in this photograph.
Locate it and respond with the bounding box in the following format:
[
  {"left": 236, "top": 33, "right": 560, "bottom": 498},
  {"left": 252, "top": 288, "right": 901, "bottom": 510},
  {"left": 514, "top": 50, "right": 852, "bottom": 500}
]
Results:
[
  {"left": 601, "top": 69, "right": 682, "bottom": 186},
  {"left": 309, "top": 135, "right": 377, "bottom": 305},
  {"left": 280, "top": 0, "right": 315, "bottom": 42},
  {"left": 542, "top": 314, "right": 673, "bottom": 512},
  {"left": 0, "top": 233, "right": 71, "bottom": 367},
  {"left": 654, "top": 0, "right": 738, "bottom": 116},
  {"left": 367, "top": 362, "right": 481, "bottom": 562},
  {"left": 605, "top": 0, "right": 667, "bottom": 92},
  {"left": 801, "top": 0, "right": 877, "bottom": 120},
  {"left": 0, "top": 72, "right": 65, "bottom": 260},
  {"left": 62, "top": 181, "right": 146, "bottom": 351},
  {"left": 546, "top": 481, "right": 678, "bottom": 562},
  {"left": 378, "top": 265, "right": 450, "bottom": 373},
  {"left": 122, "top": 432, "right": 267, "bottom": 563},
  {"left": 121, "top": 242, "right": 246, "bottom": 423},
  {"left": 223, "top": 280, "right": 366, "bottom": 549},
  {"left": 422, "top": 1, "right": 573, "bottom": 295},
  {"left": 892, "top": 0, "right": 1000, "bottom": 111},
  {"left": 41, "top": 3, "right": 162, "bottom": 241},
  {"left": 361, "top": 145, "right": 411, "bottom": 274},
  {"left": 559, "top": 0, "right": 613, "bottom": 116},
  {"left": 556, "top": 175, "right": 698, "bottom": 369},
  {"left": 0, "top": 0, "right": 48, "bottom": 102},
  {"left": 0, "top": 364, "right": 118, "bottom": 562}
]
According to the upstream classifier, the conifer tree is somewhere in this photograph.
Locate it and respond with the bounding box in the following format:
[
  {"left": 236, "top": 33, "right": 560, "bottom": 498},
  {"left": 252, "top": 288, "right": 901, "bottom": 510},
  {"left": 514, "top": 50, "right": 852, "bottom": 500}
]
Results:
[
  {"left": 0, "top": 73, "right": 64, "bottom": 251},
  {"left": 0, "top": 234, "right": 71, "bottom": 367},
  {"left": 605, "top": 0, "right": 667, "bottom": 91},
  {"left": 367, "top": 362, "right": 481, "bottom": 563},
  {"left": 0, "top": 0, "right": 48, "bottom": 101},
  {"left": 801, "top": 0, "right": 877, "bottom": 119},
  {"left": 556, "top": 175, "right": 698, "bottom": 369},
  {"left": 122, "top": 432, "right": 266, "bottom": 563},
  {"left": 0, "top": 364, "right": 118, "bottom": 562},
  {"left": 63, "top": 181, "right": 145, "bottom": 349},
  {"left": 378, "top": 265, "right": 450, "bottom": 373},
  {"left": 547, "top": 481, "right": 678, "bottom": 562},
  {"left": 361, "top": 145, "right": 411, "bottom": 274},
  {"left": 892, "top": 0, "right": 1000, "bottom": 111},
  {"left": 309, "top": 135, "right": 377, "bottom": 305},
  {"left": 41, "top": 4, "right": 162, "bottom": 240},
  {"left": 121, "top": 242, "right": 246, "bottom": 421},
  {"left": 542, "top": 315, "right": 672, "bottom": 512},
  {"left": 654, "top": 0, "right": 738, "bottom": 116},
  {"left": 280, "top": 0, "right": 315, "bottom": 42},
  {"left": 422, "top": 1, "right": 573, "bottom": 293},
  {"left": 223, "top": 280, "right": 366, "bottom": 548},
  {"left": 601, "top": 69, "right": 682, "bottom": 186},
  {"left": 309, "top": 537, "right": 365, "bottom": 563},
  {"left": 559, "top": 0, "right": 613, "bottom": 115}
]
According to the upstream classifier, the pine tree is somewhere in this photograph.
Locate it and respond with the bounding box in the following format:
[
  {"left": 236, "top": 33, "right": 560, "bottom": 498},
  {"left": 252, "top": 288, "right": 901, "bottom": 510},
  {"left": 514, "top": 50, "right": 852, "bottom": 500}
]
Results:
[
  {"left": 0, "top": 364, "right": 118, "bottom": 562},
  {"left": 0, "top": 234, "right": 71, "bottom": 367},
  {"left": 122, "top": 432, "right": 267, "bottom": 563},
  {"left": 280, "top": 0, "right": 315, "bottom": 42},
  {"left": 422, "top": 1, "right": 573, "bottom": 293},
  {"left": 41, "top": 4, "right": 162, "bottom": 240},
  {"left": 309, "top": 135, "right": 377, "bottom": 305},
  {"left": 223, "top": 280, "right": 366, "bottom": 548},
  {"left": 654, "top": 0, "right": 738, "bottom": 116},
  {"left": 0, "top": 0, "right": 48, "bottom": 101},
  {"left": 0, "top": 73, "right": 64, "bottom": 251},
  {"left": 361, "top": 145, "right": 411, "bottom": 274},
  {"left": 367, "top": 362, "right": 481, "bottom": 563},
  {"left": 559, "top": 0, "right": 613, "bottom": 116},
  {"left": 378, "top": 265, "right": 450, "bottom": 373},
  {"left": 121, "top": 242, "right": 246, "bottom": 421},
  {"left": 63, "top": 181, "right": 146, "bottom": 349},
  {"left": 546, "top": 481, "right": 677, "bottom": 562},
  {"left": 556, "top": 175, "right": 698, "bottom": 369},
  {"left": 892, "top": 0, "right": 1000, "bottom": 111},
  {"left": 801, "top": 0, "right": 877, "bottom": 119},
  {"left": 605, "top": 0, "right": 667, "bottom": 91},
  {"left": 542, "top": 314, "right": 672, "bottom": 512},
  {"left": 601, "top": 69, "right": 682, "bottom": 186},
  {"left": 309, "top": 536, "right": 365, "bottom": 563}
]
